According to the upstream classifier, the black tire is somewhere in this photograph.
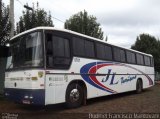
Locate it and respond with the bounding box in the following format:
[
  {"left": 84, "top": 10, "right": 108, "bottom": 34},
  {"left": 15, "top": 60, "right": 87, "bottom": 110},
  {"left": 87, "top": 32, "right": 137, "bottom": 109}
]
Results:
[
  {"left": 136, "top": 79, "right": 143, "bottom": 93},
  {"left": 65, "top": 83, "right": 84, "bottom": 108}
]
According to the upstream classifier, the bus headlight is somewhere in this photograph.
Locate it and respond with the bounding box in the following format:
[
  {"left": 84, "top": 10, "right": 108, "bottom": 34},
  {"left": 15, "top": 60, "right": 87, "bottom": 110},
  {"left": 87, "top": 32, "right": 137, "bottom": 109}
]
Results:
[
  {"left": 24, "top": 95, "right": 33, "bottom": 99},
  {"left": 24, "top": 95, "right": 29, "bottom": 99},
  {"left": 5, "top": 93, "right": 10, "bottom": 96},
  {"left": 29, "top": 96, "right": 33, "bottom": 99}
]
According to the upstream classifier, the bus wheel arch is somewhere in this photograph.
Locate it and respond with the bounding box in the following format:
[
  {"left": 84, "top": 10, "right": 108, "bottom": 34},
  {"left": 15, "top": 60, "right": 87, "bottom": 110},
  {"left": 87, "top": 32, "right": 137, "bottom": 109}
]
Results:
[
  {"left": 136, "top": 78, "right": 143, "bottom": 93},
  {"left": 65, "top": 80, "right": 87, "bottom": 108}
]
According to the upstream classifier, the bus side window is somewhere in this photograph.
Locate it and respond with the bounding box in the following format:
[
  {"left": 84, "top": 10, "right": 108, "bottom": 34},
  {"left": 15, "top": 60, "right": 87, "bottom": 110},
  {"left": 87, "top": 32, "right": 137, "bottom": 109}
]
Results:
[
  {"left": 136, "top": 53, "right": 144, "bottom": 65},
  {"left": 113, "top": 47, "right": 126, "bottom": 62},
  {"left": 46, "top": 33, "right": 71, "bottom": 69},
  {"left": 126, "top": 51, "right": 136, "bottom": 64},
  {"left": 52, "top": 36, "right": 71, "bottom": 69},
  {"left": 150, "top": 57, "right": 154, "bottom": 67},
  {"left": 144, "top": 56, "right": 151, "bottom": 66},
  {"left": 46, "top": 33, "right": 53, "bottom": 67}
]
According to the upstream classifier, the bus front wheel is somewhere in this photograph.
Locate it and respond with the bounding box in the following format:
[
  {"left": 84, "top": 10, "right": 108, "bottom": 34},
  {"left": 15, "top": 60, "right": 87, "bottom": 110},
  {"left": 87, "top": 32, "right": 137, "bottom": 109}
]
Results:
[
  {"left": 65, "top": 83, "right": 84, "bottom": 108},
  {"left": 136, "top": 79, "right": 143, "bottom": 93}
]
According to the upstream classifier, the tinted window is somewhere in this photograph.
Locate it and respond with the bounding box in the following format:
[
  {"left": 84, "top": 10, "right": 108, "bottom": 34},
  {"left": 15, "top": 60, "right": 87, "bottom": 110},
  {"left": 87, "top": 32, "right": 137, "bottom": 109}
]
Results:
[
  {"left": 73, "top": 37, "right": 85, "bottom": 56},
  {"left": 113, "top": 47, "right": 126, "bottom": 62},
  {"left": 136, "top": 54, "right": 144, "bottom": 65},
  {"left": 73, "top": 37, "right": 95, "bottom": 58},
  {"left": 46, "top": 33, "right": 52, "bottom": 55},
  {"left": 96, "top": 43, "right": 112, "bottom": 60},
  {"left": 46, "top": 33, "right": 53, "bottom": 67},
  {"left": 53, "top": 36, "right": 70, "bottom": 58},
  {"left": 144, "top": 56, "right": 151, "bottom": 66},
  {"left": 46, "top": 33, "right": 71, "bottom": 69},
  {"left": 9, "top": 32, "right": 43, "bottom": 69},
  {"left": 85, "top": 40, "right": 95, "bottom": 57},
  {"left": 120, "top": 49, "right": 126, "bottom": 62},
  {"left": 104, "top": 45, "right": 112, "bottom": 60},
  {"left": 126, "top": 51, "right": 136, "bottom": 64},
  {"left": 96, "top": 43, "right": 105, "bottom": 59},
  {"left": 113, "top": 47, "right": 121, "bottom": 61},
  {"left": 150, "top": 57, "right": 154, "bottom": 67}
]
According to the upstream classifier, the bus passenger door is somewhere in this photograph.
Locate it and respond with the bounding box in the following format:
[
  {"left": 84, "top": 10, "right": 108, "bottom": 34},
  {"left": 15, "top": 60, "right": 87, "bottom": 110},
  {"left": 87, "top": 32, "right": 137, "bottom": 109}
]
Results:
[
  {"left": 45, "top": 74, "right": 67, "bottom": 105},
  {"left": 44, "top": 31, "right": 71, "bottom": 105},
  {"left": 45, "top": 74, "right": 56, "bottom": 105}
]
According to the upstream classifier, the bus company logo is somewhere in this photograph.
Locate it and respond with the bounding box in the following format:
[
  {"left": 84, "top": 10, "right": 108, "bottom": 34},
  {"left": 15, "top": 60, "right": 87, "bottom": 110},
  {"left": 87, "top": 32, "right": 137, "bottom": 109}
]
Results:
[
  {"left": 80, "top": 62, "right": 153, "bottom": 94},
  {"left": 80, "top": 62, "right": 117, "bottom": 94},
  {"left": 101, "top": 69, "right": 137, "bottom": 85}
]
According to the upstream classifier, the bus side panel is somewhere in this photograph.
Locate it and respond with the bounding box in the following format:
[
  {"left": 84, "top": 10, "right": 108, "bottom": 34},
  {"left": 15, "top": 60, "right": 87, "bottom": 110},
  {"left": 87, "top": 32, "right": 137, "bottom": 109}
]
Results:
[
  {"left": 143, "top": 66, "right": 155, "bottom": 88},
  {"left": 45, "top": 57, "right": 154, "bottom": 105},
  {"left": 79, "top": 58, "right": 154, "bottom": 98},
  {"left": 83, "top": 63, "right": 138, "bottom": 97}
]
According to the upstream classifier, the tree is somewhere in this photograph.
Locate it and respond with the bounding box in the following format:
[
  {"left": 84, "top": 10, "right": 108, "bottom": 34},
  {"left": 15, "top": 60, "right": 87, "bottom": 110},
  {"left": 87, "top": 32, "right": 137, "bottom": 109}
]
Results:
[
  {"left": 16, "top": 2, "right": 54, "bottom": 34},
  {"left": 0, "top": 0, "right": 10, "bottom": 46},
  {"left": 64, "top": 10, "right": 104, "bottom": 40},
  {"left": 131, "top": 33, "right": 160, "bottom": 73}
]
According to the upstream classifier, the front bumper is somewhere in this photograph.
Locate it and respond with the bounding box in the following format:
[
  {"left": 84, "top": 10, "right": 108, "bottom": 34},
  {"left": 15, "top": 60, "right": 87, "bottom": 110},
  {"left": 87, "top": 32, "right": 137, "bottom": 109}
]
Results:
[{"left": 4, "top": 88, "right": 45, "bottom": 105}]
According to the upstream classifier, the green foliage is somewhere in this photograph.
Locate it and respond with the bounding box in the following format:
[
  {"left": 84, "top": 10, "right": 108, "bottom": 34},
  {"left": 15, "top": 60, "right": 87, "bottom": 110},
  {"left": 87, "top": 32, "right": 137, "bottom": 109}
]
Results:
[
  {"left": 0, "top": 1, "right": 10, "bottom": 46},
  {"left": 64, "top": 10, "right": 104, "bottom": 40},
  {"left": 131, "top": 33, "right": 160, "bottom": 72},
  {"left": 16, "top": 2, "right": 54, "bottom": 34}
]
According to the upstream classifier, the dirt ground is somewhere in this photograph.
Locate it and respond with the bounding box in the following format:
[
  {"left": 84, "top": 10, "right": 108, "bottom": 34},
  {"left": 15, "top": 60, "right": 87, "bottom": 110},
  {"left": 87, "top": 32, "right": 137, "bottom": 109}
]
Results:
[{"left": 0, "top": 83, "right": 160, "bottom": 119}]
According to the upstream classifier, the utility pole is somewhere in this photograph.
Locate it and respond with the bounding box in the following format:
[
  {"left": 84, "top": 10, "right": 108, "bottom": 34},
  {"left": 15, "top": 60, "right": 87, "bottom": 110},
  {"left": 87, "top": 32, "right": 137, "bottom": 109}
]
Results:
[
  {"left": 0, "top": 0, "right": 2, "bottom": 19},
  {"left": 9, "top": 0, "right": 14, "bottom": 38},
  {"left": 0, "top": 0, "right": 1, "bottom": 46}
]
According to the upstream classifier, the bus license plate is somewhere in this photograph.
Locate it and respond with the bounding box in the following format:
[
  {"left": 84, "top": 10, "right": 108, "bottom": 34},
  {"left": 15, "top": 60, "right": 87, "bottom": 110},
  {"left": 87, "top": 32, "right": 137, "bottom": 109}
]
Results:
[{"left": 22, "top": 100, "right": 31, "bottom": 104}]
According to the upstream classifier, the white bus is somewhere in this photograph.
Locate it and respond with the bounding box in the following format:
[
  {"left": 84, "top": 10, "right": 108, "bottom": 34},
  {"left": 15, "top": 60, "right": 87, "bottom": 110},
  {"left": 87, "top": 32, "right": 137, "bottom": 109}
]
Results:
[{"left": 4, "top": 27, "right": 154, "bottom": 108}]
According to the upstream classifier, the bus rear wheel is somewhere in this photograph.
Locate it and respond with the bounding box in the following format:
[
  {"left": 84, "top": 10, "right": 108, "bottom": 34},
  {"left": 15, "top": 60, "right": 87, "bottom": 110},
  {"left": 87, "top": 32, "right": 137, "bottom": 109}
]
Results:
[
  {"left": 136, "top": 79, "right": 143, "bottom": 93},
  {"left": 65, "top": 83, "right": 84, "bottom": 108}
]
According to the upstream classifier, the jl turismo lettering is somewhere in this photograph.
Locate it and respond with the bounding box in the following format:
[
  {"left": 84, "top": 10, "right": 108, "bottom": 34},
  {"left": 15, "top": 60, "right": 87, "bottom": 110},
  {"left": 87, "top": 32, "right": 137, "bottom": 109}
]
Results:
[{"left": 101, "top": 69, "right": 137, "bottom": 85}]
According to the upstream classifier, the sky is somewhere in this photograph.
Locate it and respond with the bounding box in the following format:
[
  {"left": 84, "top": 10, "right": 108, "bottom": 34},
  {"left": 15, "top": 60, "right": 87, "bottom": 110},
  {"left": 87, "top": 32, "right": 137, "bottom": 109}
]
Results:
[{"left": 3, "top": 0, "right": 160, "bottom": 48}]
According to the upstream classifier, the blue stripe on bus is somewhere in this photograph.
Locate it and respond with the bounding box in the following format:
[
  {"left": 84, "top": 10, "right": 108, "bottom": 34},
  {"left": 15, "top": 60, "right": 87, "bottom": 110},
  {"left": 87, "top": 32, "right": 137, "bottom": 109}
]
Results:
[{"left": 4, "top": 88, "right": 45, "bottom": 105}]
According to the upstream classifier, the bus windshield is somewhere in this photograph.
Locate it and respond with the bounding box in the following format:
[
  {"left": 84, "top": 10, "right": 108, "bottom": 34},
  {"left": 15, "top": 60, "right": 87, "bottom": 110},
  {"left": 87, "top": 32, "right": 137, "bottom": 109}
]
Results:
[{"left": 6, "top": 31, "right": 43, "bottom": 70}]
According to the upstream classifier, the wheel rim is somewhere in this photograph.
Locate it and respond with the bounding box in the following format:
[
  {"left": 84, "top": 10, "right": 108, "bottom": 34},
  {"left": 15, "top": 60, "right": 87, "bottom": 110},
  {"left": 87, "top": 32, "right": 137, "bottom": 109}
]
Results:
[{"left": 70, "top": 89, "right": 80, "bottom": 102}]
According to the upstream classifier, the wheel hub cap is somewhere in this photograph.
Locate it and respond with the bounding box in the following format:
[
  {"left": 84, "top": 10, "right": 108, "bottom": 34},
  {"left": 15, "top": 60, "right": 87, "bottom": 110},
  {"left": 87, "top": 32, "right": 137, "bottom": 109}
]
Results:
[{"left": 70, "top": 89, "right": 80, "bottom": 102}]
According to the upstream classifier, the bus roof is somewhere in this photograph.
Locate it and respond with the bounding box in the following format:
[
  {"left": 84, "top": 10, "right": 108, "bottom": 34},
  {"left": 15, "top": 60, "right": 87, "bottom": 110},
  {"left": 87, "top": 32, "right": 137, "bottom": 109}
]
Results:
[{"left": 11, "top": 26, "right": 152, "bottom": 57}]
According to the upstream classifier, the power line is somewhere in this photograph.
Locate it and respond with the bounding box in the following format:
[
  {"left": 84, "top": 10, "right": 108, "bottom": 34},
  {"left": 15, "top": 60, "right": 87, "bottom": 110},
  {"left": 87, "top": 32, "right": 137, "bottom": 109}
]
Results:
[
  {"left": 4, "top": 0, "right": 66, "bottom": 30},
  {"left": 51, "top": 16, "right": 65, "bottom": 24},
  {"left": 16, "top": 0, "right": 65, "bottom": 26},
  {"left": 51, "top": 16, "right": 69, "bottom": 29},
  {"left": 15, "top": 0, "right": 23, "bottom": 6}
]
